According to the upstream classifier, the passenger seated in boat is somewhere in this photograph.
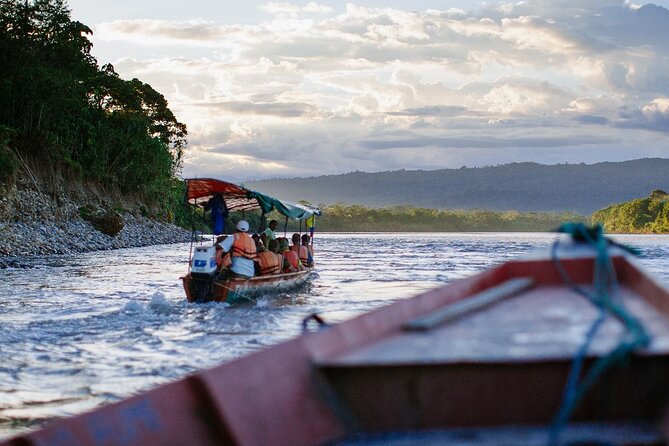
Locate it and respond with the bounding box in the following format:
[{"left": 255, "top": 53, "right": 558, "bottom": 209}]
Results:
[
  {"left": 263, "top": 219, "right": 278, "bottom": 243},
  {"left": 216, "top": 220, "right": 257, "bottom": 279},
  {"left": 300, "top": 234, "right": 314, "bottom": 267},
  {"left": 252, "top": 233, "right": 265, "bottom": 253},
  {"left": 214, "top": 235, "right": 231, "bottom": 271},
  {"left": 270, "top": 237, "right": 285, "bottom": 270},
  {"left": 279, "top": 238, "right": 302, "bottom": 273},
  {"left": 257, "top": 239, "right": 283, "bottom": 276},
  {"left": 253, "top": 244, "right": 264, "bottom": 276},
  {"left": 290, "top": 233, "right": 301, "bottom": 252}
]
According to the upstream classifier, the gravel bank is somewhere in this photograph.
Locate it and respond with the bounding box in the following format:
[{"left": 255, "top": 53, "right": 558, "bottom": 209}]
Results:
[{"left": 0, "top": 185, "right": 191, "bottom": 266}]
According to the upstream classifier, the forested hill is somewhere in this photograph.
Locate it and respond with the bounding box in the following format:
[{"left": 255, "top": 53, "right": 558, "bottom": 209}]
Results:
[
  {"left": 246, "top": 159, "right": 669, "bottom": 214},
  {"left": 592, "top": 190, "right": 669, "bottom": 233}
]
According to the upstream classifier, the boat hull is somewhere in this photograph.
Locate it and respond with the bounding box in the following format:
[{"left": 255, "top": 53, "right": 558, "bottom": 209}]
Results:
[{"left": 182, "top": 269, "right": 312, "bottom": 303}]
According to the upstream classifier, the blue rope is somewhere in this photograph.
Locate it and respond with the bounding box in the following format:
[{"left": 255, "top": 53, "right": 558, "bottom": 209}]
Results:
[{"left": 548, "top": 223, "right": 650, "bottom": 446}]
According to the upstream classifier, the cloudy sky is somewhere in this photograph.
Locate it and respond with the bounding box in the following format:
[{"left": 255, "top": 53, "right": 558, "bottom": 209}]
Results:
[{"left": 66, "top": 0, "right": 669, "bottom": 181}]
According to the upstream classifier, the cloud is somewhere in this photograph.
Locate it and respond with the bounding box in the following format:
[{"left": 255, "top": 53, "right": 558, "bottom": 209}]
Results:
[
  {"left": 258, "top": 2, "right": 301, "bottom": 15},
  {"left": 388, "top": 106, "right": 469, "bottom": 117},
  {"left": 574, "top": 115, "right": 610, "bottom": 125},
  {"left": 614, "top": 97, "right": 669, "bottom": 132},
  {"left": 90, "top": 1, "right": 669, "bottom": 179},
  {"left": 197, "top": 99, "right": 319, "bottom": 118},
  {"left": 360, "top": 133, "right": 610, "bottom": 150},
  {"left": 642, "top": 97, "right": 669, "bottom": 118},
  {"left": 96, "top": 19, "right": 264, "bottom": 46},
  {"left": 303, "top": 2, "right": 333, "bottom": 14}
]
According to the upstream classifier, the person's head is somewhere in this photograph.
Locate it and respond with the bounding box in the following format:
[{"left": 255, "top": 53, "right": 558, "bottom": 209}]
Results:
[
  {"left": 252, "top": 233, "right": 259, "bottom": 242},
  {"left": 301, "top": 234, "right": 310, "bottom": 245},
  {"left": 260, "top": 232, "right": 267, "bottom": 244},
  {"left": 278, "top": 238, "right": 289, "bottom": 252},
  {"left": 236, "top": 220, "right": 249, "bottom": 232},
  {"left": 291, "top": 233, "right": 301, "bottom": 245},
  {"left": 268, "top": 239, "right": 280, "bottom": 253},
  {"left": 269, "top": 220, "right": 278, "bottom": 230},
  {"left": 215, "top": 235, "right": 227, "bottom": 250}
]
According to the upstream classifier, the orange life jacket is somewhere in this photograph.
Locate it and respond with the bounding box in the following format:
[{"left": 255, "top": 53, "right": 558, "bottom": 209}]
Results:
[
  {"left": 298, "top": 245, "right": 310, "bottom": 264},
  {"left": 283, "top": 250, "right": 299, "bottom": 271},
  {"left": 257, "top": 251, "right": 282, "bottom": 275},
  {"left": 215, "top": 249, "right": 232, "bottom": 268},
  {"left": 232, "top": 233, "right": 257, "bottom": 260}
]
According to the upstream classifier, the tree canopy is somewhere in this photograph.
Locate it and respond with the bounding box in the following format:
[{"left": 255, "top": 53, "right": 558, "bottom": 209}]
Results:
[
  {"left": 592, "top": 190, "right": 669, "bottom": 234},
  {"left": 0, "top": 0, "right": 187, "bottom": 197}
]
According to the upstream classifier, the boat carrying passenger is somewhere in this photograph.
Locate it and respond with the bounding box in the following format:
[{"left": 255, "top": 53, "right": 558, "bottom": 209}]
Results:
[{"left": 181, "top": 178, "right": 321, "bottom": 303}]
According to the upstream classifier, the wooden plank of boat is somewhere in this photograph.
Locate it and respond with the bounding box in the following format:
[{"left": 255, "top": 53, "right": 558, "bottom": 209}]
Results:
[
  {"left": 402, "top": 277, "right": 535, "bottom": 331},
  {"left": 181, "top": 268, "right": 312, "bottom": 303},
  {"left": 315, "top": 254, "right": 669, "bottom": 436},
  {"left": 4, "top": 251, "right": 669, "bottom": 446}
]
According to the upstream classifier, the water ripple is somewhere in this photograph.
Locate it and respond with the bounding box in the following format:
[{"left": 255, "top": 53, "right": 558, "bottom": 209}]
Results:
[{"left": 1, "top": 233, "right": 669, "bottom": 438}]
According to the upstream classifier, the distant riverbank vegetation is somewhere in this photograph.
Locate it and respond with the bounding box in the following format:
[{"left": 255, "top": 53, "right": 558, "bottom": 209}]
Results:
[
  {"left": 313, "top": 205, "right": 586, "bottom": 232},
  {"left": 0, "top": 0, "right": 187, "bottom": 223},
  {"left": 213, "top": 204, "right": 586, "bottom": 234},
  {"left": 591, "top": 190, "right": 669, "bottom": 234}
]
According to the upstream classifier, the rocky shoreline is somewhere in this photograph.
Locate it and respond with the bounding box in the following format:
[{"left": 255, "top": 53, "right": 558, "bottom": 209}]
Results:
[{"left": 0, "top": 185, "right": 192, "bottom": 267}]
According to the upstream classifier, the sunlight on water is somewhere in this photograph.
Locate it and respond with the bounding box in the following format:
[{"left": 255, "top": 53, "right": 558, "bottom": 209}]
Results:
[{"left": 1, "top": 232, "right": 668, "bottom": 438}]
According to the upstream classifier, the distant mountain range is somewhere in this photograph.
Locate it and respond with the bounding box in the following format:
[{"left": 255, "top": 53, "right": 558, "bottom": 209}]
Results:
[{"left": 245, "top": 158, "right": 669, "bottom": 215}]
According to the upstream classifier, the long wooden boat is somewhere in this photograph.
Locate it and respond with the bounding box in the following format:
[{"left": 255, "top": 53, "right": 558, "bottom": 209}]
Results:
[
  {"left": 4, "top": 230, "right": 669, "bottom": 445},
  {"left": 181, "top": 269, "right": 312, "bottom": 304},
  {"left": 182, "top": 178, "right": 320, "bottom": 303}
]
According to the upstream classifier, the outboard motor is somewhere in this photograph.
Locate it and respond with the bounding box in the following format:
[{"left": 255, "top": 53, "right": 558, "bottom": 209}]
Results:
[{"left": 190, "top": 245, "right": 217, "bottom": 302}]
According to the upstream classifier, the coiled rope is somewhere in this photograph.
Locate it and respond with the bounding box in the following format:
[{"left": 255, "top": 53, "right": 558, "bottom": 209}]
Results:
[{"left": 548, "top": 223, "right": 650, "bottom": 446}]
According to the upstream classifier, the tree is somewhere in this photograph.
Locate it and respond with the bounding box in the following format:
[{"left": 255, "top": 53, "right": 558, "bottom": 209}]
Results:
[{"left": 0, "top": 0, "right": 188, "bottom": 202}]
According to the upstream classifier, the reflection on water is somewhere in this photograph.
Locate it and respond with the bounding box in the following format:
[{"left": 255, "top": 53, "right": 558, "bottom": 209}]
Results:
[{"left": 0, "top": 232, "right": 668, "bottom": 438}]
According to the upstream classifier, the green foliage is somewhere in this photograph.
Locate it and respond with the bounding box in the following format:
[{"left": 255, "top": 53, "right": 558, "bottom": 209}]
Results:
[
  {"left": 0, "top": 126, "right": 18, "bottom": 185},
  {"left": 78, "top": 205, "right": 94, "bottom": 220},
  {"left": 0, "top": 0, "right": 187, "bottom": 200},
  {"left": 276, "top": 204, "right": 585, "bottom": 232},
  {"left": 170, "top": 203, "right": 581, "bottom": 234},
  {"left": 592, "top": 191, "right": 669, "bottom": 233},
  {"left": 0, "top": 147, "right": 18, "bottom": 185},
  {"left": 163, "top": 179, "right": 190, "bottom": 227}
]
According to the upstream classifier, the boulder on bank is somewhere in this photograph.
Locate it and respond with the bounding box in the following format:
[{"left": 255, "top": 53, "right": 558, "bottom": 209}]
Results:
[{"left": 80, "top": 206, "right": 124, "bottom": 237}]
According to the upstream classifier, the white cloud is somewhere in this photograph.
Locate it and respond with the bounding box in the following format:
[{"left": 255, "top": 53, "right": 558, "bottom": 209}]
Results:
[
  {"left": 259, "top": 2, "right": 301, "bottom": 15},
  {"left": 482, "top": 78, "right": 573, "bottom": 115},
  {"left": 642, "top": 98, "right": 669, "bottom": 117},
  {"left": 303, "top": 2, "right": 333, "bottom": 14},
  {"left": 88, "top": 1, "right": 669, "bottom": 179}
]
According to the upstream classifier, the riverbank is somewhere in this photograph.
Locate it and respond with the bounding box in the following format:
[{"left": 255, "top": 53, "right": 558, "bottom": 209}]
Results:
[{"left": 0, "top": 185, "right": 191, "bottom": 266}]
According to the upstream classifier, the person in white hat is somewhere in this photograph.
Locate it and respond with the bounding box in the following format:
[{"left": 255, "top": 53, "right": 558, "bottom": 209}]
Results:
[{"left": 216, "top": 220, "right": 257, "bottom": 278}]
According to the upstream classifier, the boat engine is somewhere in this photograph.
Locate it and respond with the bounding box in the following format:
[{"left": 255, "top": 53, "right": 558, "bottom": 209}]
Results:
[{"left": 190, "top": 245, "right": 217, "bottom": 302}]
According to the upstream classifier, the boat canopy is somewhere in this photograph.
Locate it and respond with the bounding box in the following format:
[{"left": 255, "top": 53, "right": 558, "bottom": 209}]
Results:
[{"left": 185, "top": 178, "right": 321, "bottom": 221}]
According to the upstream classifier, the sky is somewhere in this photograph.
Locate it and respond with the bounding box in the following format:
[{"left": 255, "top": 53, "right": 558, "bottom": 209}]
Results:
[{"left": 65, "top": 0, "right": 669, "bottom": 181}]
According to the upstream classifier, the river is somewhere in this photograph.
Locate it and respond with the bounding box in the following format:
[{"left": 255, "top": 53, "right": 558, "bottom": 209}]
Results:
[{"left": 1, "top": 232, "right": 668, "bottom": 439}]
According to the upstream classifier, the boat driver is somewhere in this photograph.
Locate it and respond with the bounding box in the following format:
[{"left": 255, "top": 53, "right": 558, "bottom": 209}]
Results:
[
  {"left": 263, "top": 219, "right": 279, "bottom": 243},
  {"left": 217, "top": 220, "right": 257, "bottom": 278}
]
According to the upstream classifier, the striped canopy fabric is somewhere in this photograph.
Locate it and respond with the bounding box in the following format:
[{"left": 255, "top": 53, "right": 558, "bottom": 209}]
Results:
[{"left": 185, "top": 178, "right": 321, "bottom": 219}]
